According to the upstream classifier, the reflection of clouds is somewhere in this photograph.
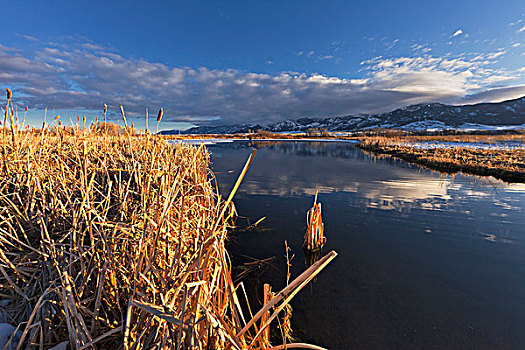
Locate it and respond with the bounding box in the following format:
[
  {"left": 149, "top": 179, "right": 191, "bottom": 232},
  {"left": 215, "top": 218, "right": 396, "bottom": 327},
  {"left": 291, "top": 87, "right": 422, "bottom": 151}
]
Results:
[
  {"left": 222, "top": 142, "right": 454, "bottom": 211},
  {"left": 367, "top": 179, "right": 451, "bottom": 201},
  {"left": 213, "top": 141, "right": 525, "bottom": 213},
  {"left": 479, "top": 232, "right": 513, "bottom": 244},
  {"left": 503, "top": 183, "right": 525, "bottom": 193},
  {"left": 242, "top": 181, "right": 358, "bottom": 197}
]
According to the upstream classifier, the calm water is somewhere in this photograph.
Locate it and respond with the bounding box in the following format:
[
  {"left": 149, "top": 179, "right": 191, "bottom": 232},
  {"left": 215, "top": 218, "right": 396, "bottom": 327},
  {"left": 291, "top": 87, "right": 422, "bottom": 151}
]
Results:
[{"left": 208, "top": 140, "right": 525, "bottom": 350}]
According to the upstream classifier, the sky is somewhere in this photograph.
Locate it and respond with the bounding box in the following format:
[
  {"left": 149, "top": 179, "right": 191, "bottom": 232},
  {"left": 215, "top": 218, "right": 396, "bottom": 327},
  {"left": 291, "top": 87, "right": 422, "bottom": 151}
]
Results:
[{"left": 1, "top": 0, "right": 525, "bottom": 130}]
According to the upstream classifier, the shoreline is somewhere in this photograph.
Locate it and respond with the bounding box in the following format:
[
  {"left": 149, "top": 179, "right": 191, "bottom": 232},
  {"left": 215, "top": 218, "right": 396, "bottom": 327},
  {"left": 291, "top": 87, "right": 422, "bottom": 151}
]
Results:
[{"left": 358, "top": 139, "right": 525, "bottom": 183}]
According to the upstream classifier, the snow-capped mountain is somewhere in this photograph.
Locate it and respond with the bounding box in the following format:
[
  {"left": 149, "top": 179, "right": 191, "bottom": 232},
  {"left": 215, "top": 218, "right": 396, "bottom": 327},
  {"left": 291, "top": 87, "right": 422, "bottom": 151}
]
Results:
[{"left": 161, "top": 96, "right": 525, "bottom": 134}]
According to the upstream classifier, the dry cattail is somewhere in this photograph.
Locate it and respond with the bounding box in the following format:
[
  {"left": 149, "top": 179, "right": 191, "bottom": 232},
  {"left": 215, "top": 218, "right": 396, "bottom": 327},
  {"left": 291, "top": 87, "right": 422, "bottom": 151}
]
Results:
[
  {"left": 6, "top": 88, "right": 12, "bottom": 101},
  {"left": 58, "top": 120, "right": 62, "bottom": 126},
  {"left": 120, "top": 105, "right": 128, "bottom": 126},
  {"left": 157, "top": 108, "right": 163, "bottom": 123},
  {"left": 25, "top": 106, "right": 28, "bottom": 112},
  {"left": 54, "top": 115, "right": 60, "bottom": 121},
  {"left": 104, "top": 104, "right": 107, "bottom": 114}
]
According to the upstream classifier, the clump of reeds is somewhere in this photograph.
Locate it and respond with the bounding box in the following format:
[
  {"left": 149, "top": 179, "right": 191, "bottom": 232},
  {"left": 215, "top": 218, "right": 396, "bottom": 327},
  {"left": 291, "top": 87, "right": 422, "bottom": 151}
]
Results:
[
  {"left": 0, "top": 91, "right": 336, "bottom": 349},
  {"left": 360, "top": 136, "right": 525, "bottom": 183},
  {"left": 303, "top": 190, "right": 326, "bottom": 252}
]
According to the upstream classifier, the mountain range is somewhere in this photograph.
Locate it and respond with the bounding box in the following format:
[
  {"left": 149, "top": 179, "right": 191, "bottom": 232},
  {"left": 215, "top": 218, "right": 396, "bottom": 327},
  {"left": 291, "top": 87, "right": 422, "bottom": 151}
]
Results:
[{"left": 161, "top": 96, "right": 525, "bottom": 134}]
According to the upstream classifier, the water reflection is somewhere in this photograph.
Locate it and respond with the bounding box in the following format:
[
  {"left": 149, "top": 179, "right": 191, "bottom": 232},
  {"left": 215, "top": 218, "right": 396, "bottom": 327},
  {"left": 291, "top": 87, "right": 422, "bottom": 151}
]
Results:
[
  {"left": 211, "top": 140, "right": 525, "bottom": 213},
  {"left": 210, "top": 141, "right": 525, "bottom": 349}
]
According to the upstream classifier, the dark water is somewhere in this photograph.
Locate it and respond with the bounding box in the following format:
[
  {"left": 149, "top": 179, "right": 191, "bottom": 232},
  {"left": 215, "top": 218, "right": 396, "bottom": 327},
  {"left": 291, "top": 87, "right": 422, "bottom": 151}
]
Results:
[{"left": 208, "top": 140, "right": 525, "bottom": 350}]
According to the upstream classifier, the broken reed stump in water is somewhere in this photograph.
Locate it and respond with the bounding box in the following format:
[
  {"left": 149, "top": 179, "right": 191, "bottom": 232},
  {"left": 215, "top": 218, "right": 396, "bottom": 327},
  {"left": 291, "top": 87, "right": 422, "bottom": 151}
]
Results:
[
  {"left": 303, "top": 189, "right": 326, "bottom": 252},
  {"left": 259, "top": 283, "right": 272, "bottom": 348}
]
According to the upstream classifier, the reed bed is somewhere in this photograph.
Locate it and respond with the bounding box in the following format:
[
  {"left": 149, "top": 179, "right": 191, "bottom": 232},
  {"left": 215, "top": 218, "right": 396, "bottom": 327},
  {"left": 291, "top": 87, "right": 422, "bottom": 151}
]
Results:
[
  {"left": 0, "top": 92, "right": 335, "bottom": 349},
  {"left": 359, "top": 136, "right": 525, "bottom": 183},
  {"left": 363, "top": 133, "right": 525, "bottom": 144}
]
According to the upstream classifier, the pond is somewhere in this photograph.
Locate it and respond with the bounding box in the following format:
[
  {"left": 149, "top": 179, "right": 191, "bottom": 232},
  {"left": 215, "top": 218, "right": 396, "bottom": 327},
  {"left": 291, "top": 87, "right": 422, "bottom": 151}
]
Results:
[{"left": 207, "top": 140, "right": 525, "bottom": 349}]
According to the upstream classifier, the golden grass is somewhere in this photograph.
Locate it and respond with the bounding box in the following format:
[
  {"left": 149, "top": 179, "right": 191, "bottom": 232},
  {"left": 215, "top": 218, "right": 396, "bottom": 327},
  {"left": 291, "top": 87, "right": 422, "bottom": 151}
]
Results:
[
  {"left": 370, "top": 133, "right": 525, "bottom": 144},
  {"left": 160, "top": 131, "right": 342, "bottom": 141},
  {"left": 359, "top": 136, "right": 525, "bottom": 183},
  {"left": 0, "top": 93, "right": 336, "bottom": 349},
  {"left": 303, "top": 190, "right": 326, "bottom": 252}
]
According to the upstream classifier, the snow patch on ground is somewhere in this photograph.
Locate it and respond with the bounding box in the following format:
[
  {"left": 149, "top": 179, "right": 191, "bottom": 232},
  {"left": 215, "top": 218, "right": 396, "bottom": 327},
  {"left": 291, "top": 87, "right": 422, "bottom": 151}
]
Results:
[
  {"left": 172, "top": 138, "right": 360, "bottom": 145},
  {"left": 170, "top": 139, "right": 235, "bottom": 145},
  {"left": 401, "top": 141, "right": 525, "bottom": 150},
  {"left": 399, "top": 120, "right": 448, "bottom": 131},
  {"left": 458, "top": 123, "right": 525, "bottom": 132}
]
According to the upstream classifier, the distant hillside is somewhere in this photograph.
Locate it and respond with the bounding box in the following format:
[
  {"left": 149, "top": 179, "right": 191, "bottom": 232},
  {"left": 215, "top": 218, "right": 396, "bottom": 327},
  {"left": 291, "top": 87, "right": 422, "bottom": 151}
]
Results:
[{"left": 160, "top": 96, "right": 525, "bottom": 134}]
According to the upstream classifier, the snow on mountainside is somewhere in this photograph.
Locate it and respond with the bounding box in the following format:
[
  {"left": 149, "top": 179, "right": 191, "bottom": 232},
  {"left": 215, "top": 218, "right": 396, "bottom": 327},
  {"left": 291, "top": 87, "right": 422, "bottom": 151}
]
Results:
[{"left": 160, "top": 96, "right": 525, "bottom": 134}]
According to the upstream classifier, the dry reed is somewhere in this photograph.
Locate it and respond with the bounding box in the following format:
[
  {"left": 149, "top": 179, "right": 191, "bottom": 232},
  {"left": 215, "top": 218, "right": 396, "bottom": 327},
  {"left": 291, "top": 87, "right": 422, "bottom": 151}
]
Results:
[
  {"left": 0, "top": 93, "right": 336, "bottom": 349},
  {"left": 359, "top": 136, "right": 525, "bottom": 183},
  {"left": 303, "top": 190, "right": 326, "bottom": 251}
]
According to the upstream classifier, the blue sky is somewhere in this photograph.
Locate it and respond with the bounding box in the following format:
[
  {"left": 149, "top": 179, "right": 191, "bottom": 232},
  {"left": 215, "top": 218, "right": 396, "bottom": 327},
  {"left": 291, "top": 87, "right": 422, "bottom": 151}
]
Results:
[{"left": 1, "top": 0, "right": 525, "bottom": 130}]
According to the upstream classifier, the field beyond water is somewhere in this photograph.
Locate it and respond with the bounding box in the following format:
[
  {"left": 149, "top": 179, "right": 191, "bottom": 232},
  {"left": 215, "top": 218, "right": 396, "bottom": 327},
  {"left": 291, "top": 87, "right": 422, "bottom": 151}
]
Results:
[
  {"left": 0, "top": 101, "right": 334, "bottom": 349},
  {"left": 358, "top": 134, "right": 525, "bottom": 183},
  {"left": 167, "top": 131, "right": 525, "bottom": 183}
]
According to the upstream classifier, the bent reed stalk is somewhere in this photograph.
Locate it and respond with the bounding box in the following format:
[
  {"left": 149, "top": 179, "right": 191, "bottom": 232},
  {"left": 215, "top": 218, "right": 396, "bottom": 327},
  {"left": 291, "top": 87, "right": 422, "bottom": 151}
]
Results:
[{"left": 0, "top": 95, "right": 335, "bottom": 349}]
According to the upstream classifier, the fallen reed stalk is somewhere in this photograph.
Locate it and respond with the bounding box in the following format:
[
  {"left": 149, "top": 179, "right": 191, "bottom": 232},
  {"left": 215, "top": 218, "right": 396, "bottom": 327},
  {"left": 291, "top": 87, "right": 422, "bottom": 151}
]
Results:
[{"left": 0, "top": 95, "right": 336, "bottom": 349}]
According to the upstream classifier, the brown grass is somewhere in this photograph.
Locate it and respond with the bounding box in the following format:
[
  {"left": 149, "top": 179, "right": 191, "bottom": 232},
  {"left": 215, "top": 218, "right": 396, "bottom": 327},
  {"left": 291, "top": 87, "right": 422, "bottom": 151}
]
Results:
[
  {"left": 359, "top": 136, "right": 525, "bottom": 183},
  {"left": 160, "top": 131, "right": 343, "bottom": 141},
  {"left": 0, "top": 93, "right": 336, "bottom": 349}
]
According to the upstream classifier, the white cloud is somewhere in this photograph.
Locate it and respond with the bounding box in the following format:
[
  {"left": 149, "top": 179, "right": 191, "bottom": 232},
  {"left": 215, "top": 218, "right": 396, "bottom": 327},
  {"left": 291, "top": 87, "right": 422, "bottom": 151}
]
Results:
[
  {"left": 518, "top": 25, "right": 525, "bottom": 33},
  {"left": 486, "top": 50, "right": 506, "bottom": 59},
  {"left": 452, "top": 29, "right": 463, "bottom": 37},
  {"left": 21, "top": 34, "right": 38, "bottom": 42},
  {"left": 2, "top": 39, "right": 524, "bottom": 127}
]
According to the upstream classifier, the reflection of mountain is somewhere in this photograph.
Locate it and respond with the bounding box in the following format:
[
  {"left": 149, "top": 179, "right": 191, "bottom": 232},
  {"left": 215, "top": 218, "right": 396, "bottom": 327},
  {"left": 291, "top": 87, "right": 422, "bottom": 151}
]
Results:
[{"left": 250, "top": 141, "right": 361, "bottom": 159}]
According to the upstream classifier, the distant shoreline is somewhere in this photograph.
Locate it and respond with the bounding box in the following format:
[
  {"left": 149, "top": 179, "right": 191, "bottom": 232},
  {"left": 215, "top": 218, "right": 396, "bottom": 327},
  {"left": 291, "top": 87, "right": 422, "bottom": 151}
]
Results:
[{"left": 358, "top": 134, "right": 525, "bottom": 183}]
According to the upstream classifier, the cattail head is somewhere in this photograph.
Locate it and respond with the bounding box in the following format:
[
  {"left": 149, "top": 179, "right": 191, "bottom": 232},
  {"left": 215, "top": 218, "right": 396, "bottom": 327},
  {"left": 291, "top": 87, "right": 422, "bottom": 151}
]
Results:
[
  {"left": 157, "top": 108, "right": 163, "bottom": 123},
  {"left": 58, "top": 120, "right": 62, "bottom": 126},
  {"left": 120, "top": 105, "right": 128, "bottom": 125},
  {"left": 104, "top": 104, "right": 107, "bottom": 114},
  {"left": 25, "top": 106, "right": 28, "bottom": 112},
  {"left": 6, "top": 88, "right": 12, "bottom": 101},
  {"left": 54, "top": 115, "right": 60, "bottom": 121}
]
